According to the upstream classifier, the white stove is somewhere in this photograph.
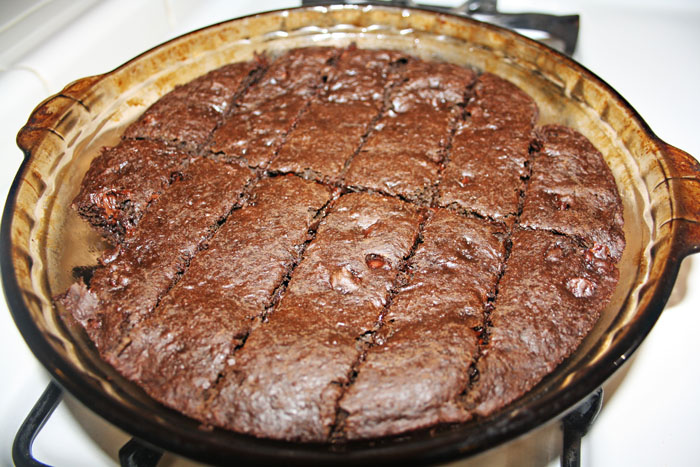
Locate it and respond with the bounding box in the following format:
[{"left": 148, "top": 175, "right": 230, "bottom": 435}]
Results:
[{"left": 1, "top": 1, "right": 698, "bottom": 466}]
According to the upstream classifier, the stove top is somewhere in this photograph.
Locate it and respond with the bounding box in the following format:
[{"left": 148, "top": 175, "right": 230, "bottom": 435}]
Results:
[{"left": 1, "top": 1, "right": 699, "bottom": 466}]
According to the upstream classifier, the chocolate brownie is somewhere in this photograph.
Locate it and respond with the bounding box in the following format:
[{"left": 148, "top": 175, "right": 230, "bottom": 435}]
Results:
[
  {"left": 60, "top": 47, "right": 624, "bottom": 443},
  {"left": 467, "top": 228, "right": 618, "bottom": 416},
  {"left": 520, "top": 124, "right": 625, "bottom": 260},
  {"left": 61, "top": 159, "right": 253, "bottom": 358},
  {"left": 124, "top": 61, "right": 263, "bottom": 152},
  {"left": 269, "top": 48, "right": 405, "bottom": 181},
  {"left": 72, "top": 139, "right": 190, "bottom": 242},
  {"left": 208, "top": 193, "right": 424, "bottom": 440},
  {"left": 438, "top": 73, "right": 538, "bottom": 220},
  {"left": 208, "top": 48, "right": 338, "bottom": 168},
  {"left": 111, "top": 175, "right": 332, "bottom": 417},
  {"left": 344, "top": 59, "right": 476, "bottom": 202},
  {"left": 338, "top": 209, "right": 507, "bottom": 439}
]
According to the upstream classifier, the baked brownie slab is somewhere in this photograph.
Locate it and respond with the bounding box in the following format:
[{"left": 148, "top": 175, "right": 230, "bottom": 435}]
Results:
[
  {"left": 112, "top": 175, "right": 332, "bottom": 417},
  {"left": 344, "top": 60, "right": 475, "bottom": 202},
  {"left": 72, "top": 139, "right": 190, "bottom": 243},
  {"left": 59, "top": 48, "right": 625, "bottom": 442},
  {"left": 467, "top": 228, "right": 618, "bottom": 416},
  {"left": 339, "top": 209, "right": 507, "bottom": 439},
  {"left": 60, "top": 159, "right": 254, "bottom": 358},
  {"left": 520, "top": 124, "right": 625, "bottom": 261},
  {"left": 269, "top": 48, "right": 404, "bottom": 180},
  {"left": 439, "top": 73, "right": 537, "bottom": 219},
  {"left": 208, "top": 192, "right": 424, "bottom": 441},
  {"left": 208, "top": 48, "right": 338, "bottom": 168},
  {"left": 124, "top": 61, "right": 262, "bottom": 152}
]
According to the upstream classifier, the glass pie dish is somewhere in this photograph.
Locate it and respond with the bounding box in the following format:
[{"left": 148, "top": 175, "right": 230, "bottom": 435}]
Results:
[{"left": 2, "top": 4, "right": 699, "bottom": 465}]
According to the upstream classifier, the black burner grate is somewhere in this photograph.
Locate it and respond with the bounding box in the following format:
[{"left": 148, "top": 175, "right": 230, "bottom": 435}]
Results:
[{"left": 13, "top": 381, "right": 603, "bottom": 467}]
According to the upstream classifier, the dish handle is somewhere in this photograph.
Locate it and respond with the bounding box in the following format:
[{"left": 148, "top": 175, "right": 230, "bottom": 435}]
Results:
[
  {"left": 661, "top": 142, "right": 700, "bottom": 259},
  {"left": 16, "top": 75, "right": 102, "bottom": 159}
]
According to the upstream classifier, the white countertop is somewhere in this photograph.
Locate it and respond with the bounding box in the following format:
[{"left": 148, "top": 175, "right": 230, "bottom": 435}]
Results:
[{"left": 1, "top": 1, "right": 698, "bottom": 466}]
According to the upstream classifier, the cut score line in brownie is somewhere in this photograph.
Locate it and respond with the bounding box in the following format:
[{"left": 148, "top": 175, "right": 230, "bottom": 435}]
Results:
[
  {"left": 438, "top": 73, "right": 538, "bottom": 220},
  {"left": 466, "top": 228, "right": 619, "bottom": 417},
  {"left": 520, "top": 124, "right": 625, "bottom": 261},
  {"left": 124, "top": 60, "right": 265, "bottom": 153}
]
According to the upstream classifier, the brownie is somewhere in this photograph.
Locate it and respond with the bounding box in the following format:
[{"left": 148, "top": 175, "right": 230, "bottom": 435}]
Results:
[
  {"left": 208, "top": 193, "right": 424, "bottom": 441},
  {"left": 339, "top": 209, "right": 507, "bottom": 439},
  {"left": 60, "top": 47, "right": 625, "bottom": 443},
  {"left": 266, "top": 102, "right": 377, "bottom": 181},
  {"left": 269, "top": 48, "right": 405, "bottom": 181},
  {"left": 124, "top": 61, "right": 262, "bottom": 152},
  {"left": 344, "top": 59, "right": 476, "bottom": 202},
  {"left": 111, "top": 175, "right": 332, "bottom": 417},
  {"left": 60, "top": 159, "right": 253, "bottom": 358},
  {"left": 520, "top": 124, "right": 626, "bottom": 260},
  {"left": 208, "top": 48, "right": 338, "bottom": 168},
  {"left": 467, "top": 228, "right": 618, "bottom": 416},
  {"left": 72, "top": 139, "right": 190, "bottom": 242},
  {"left": 439, "top": 73, "right": 538, "bottom": 219},
  {"left": 324, "top": 47, "right": 404, "bottom": 104}
]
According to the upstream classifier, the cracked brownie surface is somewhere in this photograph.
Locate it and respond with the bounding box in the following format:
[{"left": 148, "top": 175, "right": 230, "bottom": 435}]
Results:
[
  {"left": 344, "top": 59, "right": 476, "bottom": 202},
  {"left": 58, "top": 47, "right": 624, "bottom": 442},
  {"left": 208, "top": 47, "right": 338, "bottom": 168}
]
